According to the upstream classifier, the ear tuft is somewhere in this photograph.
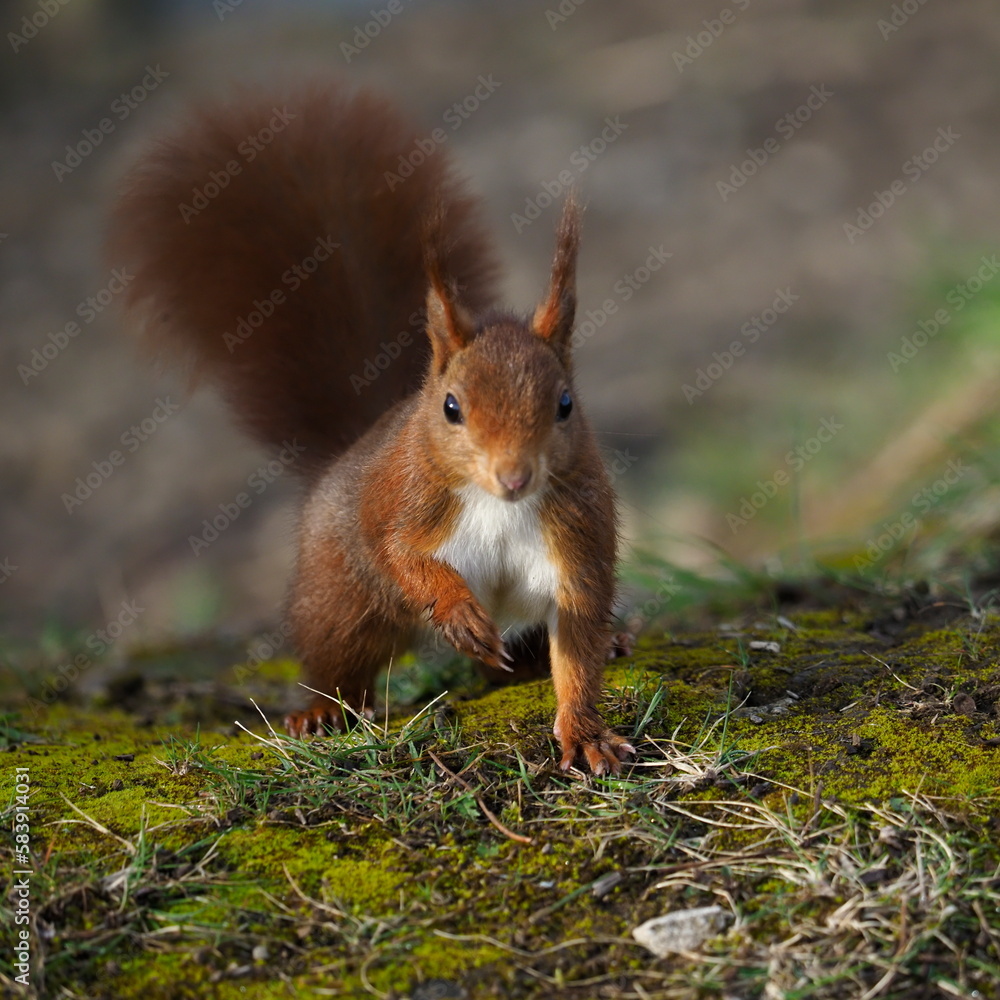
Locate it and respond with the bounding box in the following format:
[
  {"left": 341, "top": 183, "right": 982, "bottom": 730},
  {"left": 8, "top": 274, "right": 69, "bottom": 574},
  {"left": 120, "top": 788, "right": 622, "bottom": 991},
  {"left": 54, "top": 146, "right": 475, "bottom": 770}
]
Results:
[
  {"left": 532, "top": 193, "right": 581, "bottom": 349},
  {"left": 423, "top": 204, "right": 475, "bottom": 373}
]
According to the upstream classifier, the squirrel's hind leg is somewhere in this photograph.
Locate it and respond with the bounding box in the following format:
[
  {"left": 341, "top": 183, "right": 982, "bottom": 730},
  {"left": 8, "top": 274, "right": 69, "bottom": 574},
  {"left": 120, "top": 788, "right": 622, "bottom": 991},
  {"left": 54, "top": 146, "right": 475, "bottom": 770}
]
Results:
[{"left": 284, "top": 603, "right": 409, "bottom": 738}]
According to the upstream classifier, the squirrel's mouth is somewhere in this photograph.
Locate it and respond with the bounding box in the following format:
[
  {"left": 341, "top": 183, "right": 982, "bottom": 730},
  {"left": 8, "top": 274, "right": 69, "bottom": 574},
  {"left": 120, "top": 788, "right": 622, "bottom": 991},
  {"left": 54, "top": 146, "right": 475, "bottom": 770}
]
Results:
[
  {"left": 494, "top": 474, "right": 540, "bottom": 504},
  {"left": 499, "top": 473, "right": 551, "bottom": 503},
  {"left": 474, "top": 476, "right": 539, "bottom": 504},
  {"left": 500, "top": 486, "right": 529, "bottom": 503}
]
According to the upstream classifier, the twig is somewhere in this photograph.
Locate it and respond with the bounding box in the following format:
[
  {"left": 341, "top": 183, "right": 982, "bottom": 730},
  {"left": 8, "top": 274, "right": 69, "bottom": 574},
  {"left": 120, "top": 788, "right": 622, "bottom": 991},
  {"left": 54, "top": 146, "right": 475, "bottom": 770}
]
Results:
[
  {"left": 55, "top": 796, "right": 137, "bottom": 855},
  {"left": 428, "top": 750, "right": 533, "bottom": 845},
  {"left": 866, "top": 651, "right": 922, "bottom": 692}
]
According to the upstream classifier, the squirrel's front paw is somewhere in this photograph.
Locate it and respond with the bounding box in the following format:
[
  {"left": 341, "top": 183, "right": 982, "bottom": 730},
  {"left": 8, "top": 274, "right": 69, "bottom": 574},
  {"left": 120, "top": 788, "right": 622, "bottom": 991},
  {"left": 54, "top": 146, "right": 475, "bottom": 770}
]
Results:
[
  {"left": 284, "top": 706, "right": 340, "bottom": 738},
  {"left": 284, "top": 701, "right": 372, "bottom": 738},
  {"left": 554, "top": 711, "right": 635, "bottom": 776},
  {"left": 434, "top": 597, "right": 506, "bottom": 670}
]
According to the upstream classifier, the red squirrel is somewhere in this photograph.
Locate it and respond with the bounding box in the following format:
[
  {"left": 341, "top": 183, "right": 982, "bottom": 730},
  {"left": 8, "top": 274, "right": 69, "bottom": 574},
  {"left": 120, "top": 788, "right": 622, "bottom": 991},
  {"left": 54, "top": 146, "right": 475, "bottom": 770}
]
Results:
[{"left": 108, "top": 82, "right": 634, "bottom": 775}]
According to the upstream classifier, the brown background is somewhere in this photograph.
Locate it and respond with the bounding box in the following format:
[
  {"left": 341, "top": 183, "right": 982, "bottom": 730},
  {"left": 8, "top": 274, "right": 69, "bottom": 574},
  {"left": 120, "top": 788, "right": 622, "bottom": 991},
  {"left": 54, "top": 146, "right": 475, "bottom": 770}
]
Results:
[{"left": 2, "top": 0, "right": 998, "bottom": 639}]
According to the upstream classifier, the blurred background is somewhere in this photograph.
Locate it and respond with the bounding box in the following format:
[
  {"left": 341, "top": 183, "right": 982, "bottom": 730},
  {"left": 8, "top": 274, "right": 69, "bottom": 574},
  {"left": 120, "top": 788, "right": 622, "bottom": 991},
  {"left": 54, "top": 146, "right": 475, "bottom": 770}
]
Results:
[{"left": 3, "top": 0, "right": 1000, "bottom": 647}]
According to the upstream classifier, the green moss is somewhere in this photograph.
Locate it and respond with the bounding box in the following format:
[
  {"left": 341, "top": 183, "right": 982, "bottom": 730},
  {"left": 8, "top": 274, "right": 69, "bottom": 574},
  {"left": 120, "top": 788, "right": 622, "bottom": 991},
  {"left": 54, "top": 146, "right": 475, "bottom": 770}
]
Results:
[
  {"left": 110, "top": 953, "right": 291, "bottom": 1000},
  {"left": 219, "top": 825, "right": 405, "bottom": 912},
  {"left": 10, "top": 594, "right": 1000, "bottom": 998},
  {"left": 845, "top": 707, "right": 1000, "bottom": 800},
  {"left": 3, "top": 708, "right": 214, "bottom": 861},
  {"left": 456, "top": 676, "right": 557, "bottom": 754},
  {"left": 362, "top": 934, "right": 507, "bottom": 996}
]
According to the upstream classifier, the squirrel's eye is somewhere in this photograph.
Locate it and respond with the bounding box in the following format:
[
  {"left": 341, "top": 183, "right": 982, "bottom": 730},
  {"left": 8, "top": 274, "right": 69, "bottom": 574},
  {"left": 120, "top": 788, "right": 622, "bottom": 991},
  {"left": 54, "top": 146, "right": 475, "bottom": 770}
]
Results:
[
  {"left": 443, "top": 393, "right": 463, "bottom": 424},
  {"left": 556, "top": 390, "right": 573, "bottom": 422}
]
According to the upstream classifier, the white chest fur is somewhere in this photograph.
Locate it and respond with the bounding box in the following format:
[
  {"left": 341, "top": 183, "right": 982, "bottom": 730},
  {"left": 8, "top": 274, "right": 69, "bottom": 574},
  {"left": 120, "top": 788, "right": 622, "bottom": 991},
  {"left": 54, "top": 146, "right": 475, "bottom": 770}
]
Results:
[{"left": 433, "top": 485, "right": 560, "bottom": 633}]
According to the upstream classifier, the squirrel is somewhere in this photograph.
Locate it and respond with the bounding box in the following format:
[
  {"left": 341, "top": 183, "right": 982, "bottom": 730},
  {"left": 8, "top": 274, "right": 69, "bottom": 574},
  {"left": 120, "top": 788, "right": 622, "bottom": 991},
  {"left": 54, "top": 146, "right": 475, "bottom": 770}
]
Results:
[{"left": 108, "top": 82, "right": 634, "bottom": 775}]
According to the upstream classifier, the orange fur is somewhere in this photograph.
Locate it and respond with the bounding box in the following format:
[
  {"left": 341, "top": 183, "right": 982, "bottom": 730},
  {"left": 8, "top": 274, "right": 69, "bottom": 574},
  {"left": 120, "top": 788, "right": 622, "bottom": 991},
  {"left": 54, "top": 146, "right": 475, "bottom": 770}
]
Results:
[{"left": 109, "top": 82, "right": 631, "bottom": 774}]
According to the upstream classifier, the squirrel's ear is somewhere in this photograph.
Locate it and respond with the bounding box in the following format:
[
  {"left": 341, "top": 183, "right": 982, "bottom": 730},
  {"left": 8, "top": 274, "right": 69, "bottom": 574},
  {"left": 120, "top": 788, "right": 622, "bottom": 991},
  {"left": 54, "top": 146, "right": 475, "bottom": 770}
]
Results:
[
  {"left": 425, "top": 270, "right": 475, "bottom": 374},
  {"left": 423, "top": 221, "right": 475, "bottom": 373},
  {"left": 532, "top": 194, "right": 581, "bottom": 350}
]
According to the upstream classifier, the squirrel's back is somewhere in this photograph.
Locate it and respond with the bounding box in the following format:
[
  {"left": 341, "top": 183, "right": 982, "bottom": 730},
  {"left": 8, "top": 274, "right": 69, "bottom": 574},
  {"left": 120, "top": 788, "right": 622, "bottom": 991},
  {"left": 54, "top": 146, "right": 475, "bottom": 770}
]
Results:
[{"left": 108, "top": 82, "right": 498, "bottom": 476}]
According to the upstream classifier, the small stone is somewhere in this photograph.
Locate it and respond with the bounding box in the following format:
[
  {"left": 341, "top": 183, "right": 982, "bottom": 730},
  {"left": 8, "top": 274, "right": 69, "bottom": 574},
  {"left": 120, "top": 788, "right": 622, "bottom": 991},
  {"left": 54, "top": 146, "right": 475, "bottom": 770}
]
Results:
[
  {"left": 749, "top": 641, "right": 780, "bottom": 654},
  {"left": 859, "top": 867, "right": 890, "bottom": 886},
  {"left": 252, "top": 944, "right": 268, "bottom": 962},
  {"left": 225, "top": 807, "right": 248, "bottom": 826},
  {"left": 749, "top": 714, "right": 764, "bottom": 724},
  {"left": 632, "top": 906, "right": 730, "bottom": 956},
  {"left": 878, "top": 825, "right": 904, "bottom": 850},
  {"left": 410, "top": 979, "right": 466, "bottom": 1000},
  {"left": 953, "top": 692, "right": 977, "bottom": 715},
  {"left": 592, "top": 871, "right": 623, "bottom": 898}
]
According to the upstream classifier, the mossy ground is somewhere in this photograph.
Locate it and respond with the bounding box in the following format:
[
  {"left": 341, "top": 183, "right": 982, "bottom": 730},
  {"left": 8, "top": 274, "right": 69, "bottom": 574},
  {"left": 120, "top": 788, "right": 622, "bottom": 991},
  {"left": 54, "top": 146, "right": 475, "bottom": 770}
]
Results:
[{"left": 3, "top": 583, "right": 1000, "bottom": 998}]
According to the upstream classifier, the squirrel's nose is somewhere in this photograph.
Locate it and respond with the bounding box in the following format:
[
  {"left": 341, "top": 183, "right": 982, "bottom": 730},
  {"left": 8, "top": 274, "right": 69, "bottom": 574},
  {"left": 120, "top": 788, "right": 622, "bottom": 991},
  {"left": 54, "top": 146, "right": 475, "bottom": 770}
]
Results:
[{"left": 497, "top": 467, "right": 532, "bottom": 494}]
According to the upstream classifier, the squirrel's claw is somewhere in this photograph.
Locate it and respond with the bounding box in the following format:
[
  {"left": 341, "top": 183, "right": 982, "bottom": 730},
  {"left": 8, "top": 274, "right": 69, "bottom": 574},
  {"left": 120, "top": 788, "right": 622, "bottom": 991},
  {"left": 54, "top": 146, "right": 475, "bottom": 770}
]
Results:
[
  {"left": 436, "top": 598, "right": 506, "bottom": 670},
  {"left": 284, "top": 708, "right": 337, "bottom": 738},
  {"left": 284, "top": 701, "right": 373, "bottom": 738},
  {"left": 555, "top": 714, "right": 634, "bottom": 776}
]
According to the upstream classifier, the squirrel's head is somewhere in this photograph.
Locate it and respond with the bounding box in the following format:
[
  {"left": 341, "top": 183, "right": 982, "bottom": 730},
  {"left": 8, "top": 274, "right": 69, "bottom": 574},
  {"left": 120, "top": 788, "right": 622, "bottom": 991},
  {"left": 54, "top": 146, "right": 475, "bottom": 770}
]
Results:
[{"left": 421, "top": 197, "right": 586, "bottom": 503}]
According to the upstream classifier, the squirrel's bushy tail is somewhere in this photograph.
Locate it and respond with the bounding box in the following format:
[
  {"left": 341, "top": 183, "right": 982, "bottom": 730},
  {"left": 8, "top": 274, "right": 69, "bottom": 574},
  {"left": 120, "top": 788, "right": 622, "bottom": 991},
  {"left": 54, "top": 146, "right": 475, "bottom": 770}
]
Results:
[{"left": 108, "top": 82, "right": 497, "bottom": 476}]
